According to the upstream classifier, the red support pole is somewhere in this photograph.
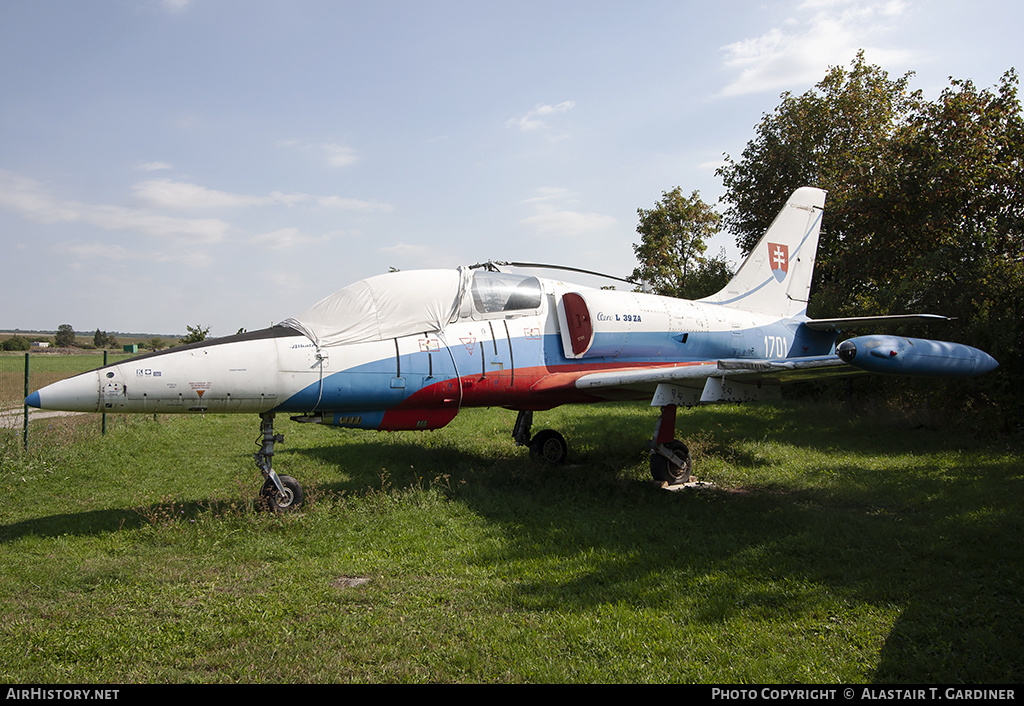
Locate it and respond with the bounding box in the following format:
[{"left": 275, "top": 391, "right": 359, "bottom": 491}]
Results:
[{"left": 654, "top": 404, "right": 677, "bottom": 445}]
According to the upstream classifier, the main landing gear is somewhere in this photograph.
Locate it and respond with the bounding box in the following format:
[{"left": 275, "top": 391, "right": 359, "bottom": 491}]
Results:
[
  {"left": 254, "top": 412, "right": 305, "bottom": 512},
  {"left": 649, "top": 404, "right": 692, "bottom": 485},
  {"left": 513, "top": 406, "right": 692, "bottom": 484},
  {"left": 513, "top": 410, "right": 569, "bottom": 464}
]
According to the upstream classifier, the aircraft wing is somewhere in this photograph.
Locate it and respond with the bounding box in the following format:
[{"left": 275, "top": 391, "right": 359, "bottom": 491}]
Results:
[
  {"left": 573, "top": 355, "right": 852, "bottom": 405},
  {"left": 803, "top": 314, "right": 949, "bottom": 331},
  {"left": 570, "top": 330, "right": 997, "bottom": 405}
]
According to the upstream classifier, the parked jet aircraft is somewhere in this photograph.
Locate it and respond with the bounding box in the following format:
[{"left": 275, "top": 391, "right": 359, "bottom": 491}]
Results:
[{"left": 26, "top": 188, "right": 998, "bottom": 511}]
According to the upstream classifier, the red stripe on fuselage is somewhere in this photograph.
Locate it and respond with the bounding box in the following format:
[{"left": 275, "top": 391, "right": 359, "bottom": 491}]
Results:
[{"left": 394, "top": 361, "right": 705, "bottom": 412}]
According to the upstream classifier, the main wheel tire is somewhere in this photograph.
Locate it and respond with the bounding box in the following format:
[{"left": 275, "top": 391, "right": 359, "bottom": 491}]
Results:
[
  {"left": 650, "top": 440, "right": 692, "bottom": 484},
  {"left": 258, "top": 475, "right": 304, "bottom": 512},
  {"left": 529, "top": 429, "right": 568, "bottom": 464}
]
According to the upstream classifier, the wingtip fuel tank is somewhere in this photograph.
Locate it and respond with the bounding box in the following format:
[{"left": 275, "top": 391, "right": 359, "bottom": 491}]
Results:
[{"left": 836, "top": 335, "right": 998, "bottom": 377}]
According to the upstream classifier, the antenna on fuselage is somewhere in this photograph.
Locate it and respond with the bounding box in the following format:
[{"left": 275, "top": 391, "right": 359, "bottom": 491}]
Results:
[{"left": 471, "top": 260, "right": 637, "bottom": 286}]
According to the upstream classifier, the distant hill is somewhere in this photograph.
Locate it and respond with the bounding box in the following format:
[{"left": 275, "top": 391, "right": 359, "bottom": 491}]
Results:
[
  {"left": 1, "top": 330, "right": 185, "bottom": 349},
  {"left": 1, "top": 329, "right": 184, "bottom": 339}
]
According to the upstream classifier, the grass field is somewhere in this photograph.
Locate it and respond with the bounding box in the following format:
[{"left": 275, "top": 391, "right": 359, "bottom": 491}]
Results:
[{"left": 1, "top": 355, "right": 1021, "bottom": 683}]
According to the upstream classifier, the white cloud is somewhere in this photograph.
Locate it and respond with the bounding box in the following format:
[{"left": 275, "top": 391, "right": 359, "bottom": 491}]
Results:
[
  {"left": 62, "top": 241, "right": 213, "bottom": 267},
  {"left": 316, "top": 195, "right": 393, "bottom": 212},
  {"left": 718, "top": 0, "right": 912, "bottom": 97},
  {"left": 519, "top": 187, "right": 616, "bottom": 237},
  {"left": 507, "top": 101, "right": 576, "bottom": 131},
  {"left": 138, "top": 161, "right": 173, "bottom": 172},
  {"left": 132, "top": 179, "right": 270, "bottom": 210},
  {"left": 322, "top": 143, "right": 358, "bottom": 167},
  {"left": 0, "top": 168, "right": 229, "bottom": 244},
  {"left": 130, "top": 179, "right": 391, "bottom": 212},
  {"left": 279, "top": 139, "right": 359, "bottom": 168},
  {"left": 377, "top": 242, "right": 434, "bottom": 258},
  {"left": 521, "top": 210, "right": 617, "bottom": 237},
  {"left": 0, "top": 168, "right": 393, "bottom": 270},
  {"left": 697, "top": 158, "right": 728, "bottom": 172},
  {"left": 250, "top": 227, "right": 329, "bottom": 250},
  {"left": 521, "top": 186, "right": 573, "bottom": 204}
]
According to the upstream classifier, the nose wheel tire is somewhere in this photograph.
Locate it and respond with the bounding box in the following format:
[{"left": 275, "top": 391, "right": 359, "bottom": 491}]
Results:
[{"left": 259, "top": 475, "right": 304, "bottom": 512}]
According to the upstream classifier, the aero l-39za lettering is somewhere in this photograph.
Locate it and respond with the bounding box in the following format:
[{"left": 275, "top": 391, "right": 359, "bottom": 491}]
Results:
[{"left": 26, "top": 188, "right": 998, "bottom": 511}]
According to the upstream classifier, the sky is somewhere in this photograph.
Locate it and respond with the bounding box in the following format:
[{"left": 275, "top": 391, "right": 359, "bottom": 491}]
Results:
[{"left": 1, "top": 0, "right": 1020, "bottom": 336}]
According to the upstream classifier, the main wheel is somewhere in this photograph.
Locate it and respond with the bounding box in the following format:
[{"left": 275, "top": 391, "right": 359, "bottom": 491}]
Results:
[
  {"left": 650, "top": 440, "right": 691, "bottom": 484},
  {"left": 529, "top": 429, "right": 568, "bottom": 464},
  {"left": 259, "top": 475, "right": 305, "bottom": 512}
]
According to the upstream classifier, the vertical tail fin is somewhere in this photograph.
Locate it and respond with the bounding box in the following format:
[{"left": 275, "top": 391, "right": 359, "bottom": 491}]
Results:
[{"left": 700, "top": 187, "right": 826, "bottom": 318}]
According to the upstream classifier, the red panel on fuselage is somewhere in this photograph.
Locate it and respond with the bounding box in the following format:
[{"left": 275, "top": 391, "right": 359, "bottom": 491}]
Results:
[{"left": 561, "top": 292, "right": 594, "bottom": 357}]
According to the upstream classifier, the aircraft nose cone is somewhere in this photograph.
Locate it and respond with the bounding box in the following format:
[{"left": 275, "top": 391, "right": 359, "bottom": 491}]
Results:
[{"left": 26, "top": 371, "right": 101, "bottom": 413}]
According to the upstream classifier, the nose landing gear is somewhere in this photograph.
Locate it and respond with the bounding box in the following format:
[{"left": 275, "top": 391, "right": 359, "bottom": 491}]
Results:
[
  {"left": 254, "top": 412, "right": 305, "bottom": 512},
  {"left": 513, "top": 410, "right": 569, "bottom": 464}
]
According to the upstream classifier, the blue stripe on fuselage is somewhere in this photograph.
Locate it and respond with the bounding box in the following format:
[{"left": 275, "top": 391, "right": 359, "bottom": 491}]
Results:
[{"left": 274, "top": 321, "right": 837, "bottom": 414}]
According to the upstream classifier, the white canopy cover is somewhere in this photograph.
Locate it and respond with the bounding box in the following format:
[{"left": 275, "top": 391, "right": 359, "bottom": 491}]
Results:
[{"left": 280, "top": 268, "right": 468, "bottom": 348}]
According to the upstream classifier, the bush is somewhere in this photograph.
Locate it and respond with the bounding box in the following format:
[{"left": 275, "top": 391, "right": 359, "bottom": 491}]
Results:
[{"left": 1, "top": 336, "right": 30, "bottom": 351}]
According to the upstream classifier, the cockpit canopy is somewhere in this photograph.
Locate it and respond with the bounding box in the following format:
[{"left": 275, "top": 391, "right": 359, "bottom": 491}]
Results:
[
  {"left": 469, "top": 270, "right": 542, "bottom": 315},
  {"left": 280, "top": 268, "right": 543, "bottom": 348}
]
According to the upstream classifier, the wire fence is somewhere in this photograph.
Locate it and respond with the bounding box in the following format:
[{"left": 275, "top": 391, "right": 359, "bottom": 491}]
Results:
[{"left": 0, "top": 351, "right": 137, "bottom": 448}]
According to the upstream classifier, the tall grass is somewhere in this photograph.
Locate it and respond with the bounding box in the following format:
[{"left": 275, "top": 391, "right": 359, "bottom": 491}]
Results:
[{"left": 1, "top": 398, "right": 1021, "bottom": 683}]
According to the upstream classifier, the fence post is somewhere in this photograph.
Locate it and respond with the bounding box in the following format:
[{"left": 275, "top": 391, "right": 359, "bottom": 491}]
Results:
[
  {"left": 22, "top": 352, "right": 29, "bottom": 450},
  {"left": 102, "top": 350, "right": 108, "bottom": 435}
]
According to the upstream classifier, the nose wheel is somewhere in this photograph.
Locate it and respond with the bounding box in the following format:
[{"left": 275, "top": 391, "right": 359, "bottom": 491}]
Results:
[
  {"left": 513, "top": 410, "right": 569, "bottom": 464},
  {"left": 259, "top": 474, "right": 304, "bottom": 512},
  {"left": 529, "top": 428, "right": 569, "bottom": 464},
  {"left": 254, "top": 412, "right": 305, "bottom": 512}
]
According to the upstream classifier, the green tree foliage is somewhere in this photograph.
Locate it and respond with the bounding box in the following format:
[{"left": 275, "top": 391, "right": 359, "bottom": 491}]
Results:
[
  {"left": 717, "top": 51, "right": 923, "bottom": 318},
  {"left": 630, "top": 187, "right": 733, "bottom": 299},
  {"left": 54, "top": 324, "right": 75, "bottom": 348},
  {"left": 92, "top": 329, "right": 118, "bottom": 349},
  {"left": 1, "top": 335, "right": 29, "bottom": 351},
  {"left": 870, "top": 71, "right": 1024, "bottom": 423},
  {"left": 717, "top": 52, "right": 1024, "bottom": 427},
  {"left": 179, "top": 324, "right": 210, "bottom": 345}
]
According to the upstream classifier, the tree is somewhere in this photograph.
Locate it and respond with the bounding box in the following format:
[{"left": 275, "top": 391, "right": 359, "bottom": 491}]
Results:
[
  {"left": 716, "top": 52, "right": 1024, "bottom": 426},
  {"left": 629, "top": 188, "right": 732, "bottom": 299},
  {"left": 92, "top": 329, "right": 118, "bottom": 349},
  {"left": 866, "top": 70, "right": 1024, "bottom": 424},
  {"left": 55, "top": 324, "right": 75, "bottom": 348},
  {"left": 147, "top": 337, "right": 167, "bottom": 352},
  {"left": 716, "top": 51, "right": 922, "bottom": 317},
  {"left": 179, "top": 324, "right": 210, "bottom": 345}
]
